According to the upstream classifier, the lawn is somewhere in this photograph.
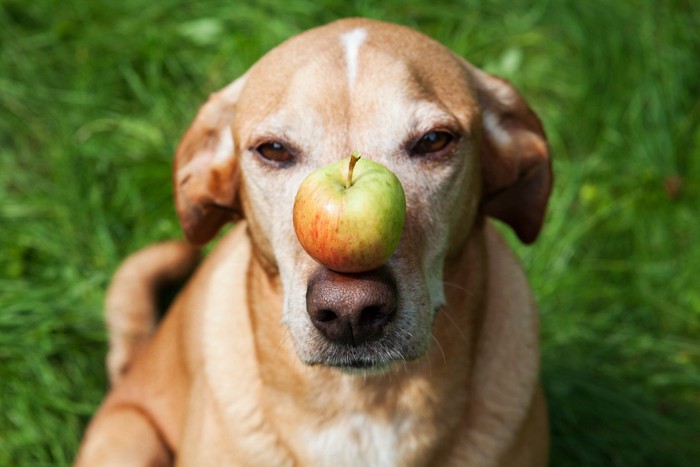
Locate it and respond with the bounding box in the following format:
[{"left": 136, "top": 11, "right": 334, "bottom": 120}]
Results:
[{"left": 1, "top": 0, "right": 699, "bottom": 465}]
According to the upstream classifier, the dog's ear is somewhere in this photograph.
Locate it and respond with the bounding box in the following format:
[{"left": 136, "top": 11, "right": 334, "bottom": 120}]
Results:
[
  {"left": 467, "top": 64, "right": 552, "bottom": 244},
  {"left": 173, "top": 75, "right": 248, "bottom": 245}
]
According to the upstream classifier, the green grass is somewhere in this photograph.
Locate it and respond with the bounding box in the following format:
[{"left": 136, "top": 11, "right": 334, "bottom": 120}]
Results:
[{"left": 1, "top": 0, "right": 699, "bottom": 465}]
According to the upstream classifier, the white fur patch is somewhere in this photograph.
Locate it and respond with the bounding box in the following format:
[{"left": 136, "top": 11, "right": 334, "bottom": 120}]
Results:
[
  {"left": 213, "top": 126, "right": 234, "bottom": 164},
  {"left": 483, "top": 110, "right": 511, "bottom": 148},
  {"left": 340, "top": 27, "right": 368, "bottom": 86},
  {"left": 304, "top": 413, "right": 399, "bottom": 467}
]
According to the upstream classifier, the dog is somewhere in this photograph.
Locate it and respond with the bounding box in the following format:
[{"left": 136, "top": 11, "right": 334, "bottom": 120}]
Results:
[{"left": 76, "top": 18, "right": 552, "bottom": 466}]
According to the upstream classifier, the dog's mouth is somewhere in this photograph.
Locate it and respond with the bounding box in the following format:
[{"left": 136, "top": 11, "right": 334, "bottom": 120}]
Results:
[
  {"left": 345, "top": 359, "right": 375, "bottom": 369},
  {"left": 308, "top": 349, "right": 396, "bottom": 375},
  {"left": 331, "top": 357, "right": 390, "bottom": 375}
]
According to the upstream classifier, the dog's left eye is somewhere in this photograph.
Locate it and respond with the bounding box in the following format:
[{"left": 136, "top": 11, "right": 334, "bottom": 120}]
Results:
[
  {"left": 256, "top": 142, "right": 294, "bottom": 164},
  {"left": 411, "top": 131, "right": 455, "bottom": 157}
]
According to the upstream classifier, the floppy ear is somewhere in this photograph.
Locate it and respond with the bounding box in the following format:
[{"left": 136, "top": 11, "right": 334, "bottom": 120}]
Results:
[
  {"left": 173, "top": 75, "right": 248, "bottom": 245},
  {"left": 467, "top": 65, "right": 552, "bottom": 244}
]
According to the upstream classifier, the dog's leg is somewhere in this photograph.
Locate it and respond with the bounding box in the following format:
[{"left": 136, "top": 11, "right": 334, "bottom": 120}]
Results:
[
  {"left": 105, "top": 240, "right": 199, "bottom": 385},
  {"left": 75, "top": 407, "right": 172, "bottom": 466}
]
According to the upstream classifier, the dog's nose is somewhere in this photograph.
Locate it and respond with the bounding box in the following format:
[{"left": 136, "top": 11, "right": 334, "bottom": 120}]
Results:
[{"left": 306, "top": 267, "right": 397, "bottom": 346}]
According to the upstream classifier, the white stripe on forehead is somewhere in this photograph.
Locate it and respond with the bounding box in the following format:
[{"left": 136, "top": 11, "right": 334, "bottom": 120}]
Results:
[{"left": 340, "top": 27, "right": 368, "bottom": 86}]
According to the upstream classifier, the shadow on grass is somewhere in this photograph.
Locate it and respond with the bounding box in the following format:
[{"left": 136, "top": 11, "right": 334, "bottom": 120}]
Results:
[{"left": 545, "top": 345, "right": 700, "bottom": 467}]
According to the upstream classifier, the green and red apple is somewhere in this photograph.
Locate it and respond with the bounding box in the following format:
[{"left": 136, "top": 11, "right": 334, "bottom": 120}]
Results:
[{"left": 293, "top": 153, "right": 406, "bottom": 273}]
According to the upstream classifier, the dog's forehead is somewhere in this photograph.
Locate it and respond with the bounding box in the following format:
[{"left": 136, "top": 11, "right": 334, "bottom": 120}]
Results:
[{"left": 234, "top": 19, "right": 477, "bottom": 138}]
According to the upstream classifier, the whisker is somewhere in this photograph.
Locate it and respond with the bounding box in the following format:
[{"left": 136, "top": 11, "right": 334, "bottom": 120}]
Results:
[
  {"left": 442, "top": 281, "right": 475, "bottom": 297},
  {"left": 431, "top": 332, "right": 447, "bottom": 365},
  {"left": 440, "top": 304, "right": 469, "bottom": 344},
  {"left": 272, "top": 325, "right": 293, "bottom": 362}
]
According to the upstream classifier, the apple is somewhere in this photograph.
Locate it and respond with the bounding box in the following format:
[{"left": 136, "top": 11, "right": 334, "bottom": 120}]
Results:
[{"left": 293, "top": 152, "right": 406, "bottom": 273}]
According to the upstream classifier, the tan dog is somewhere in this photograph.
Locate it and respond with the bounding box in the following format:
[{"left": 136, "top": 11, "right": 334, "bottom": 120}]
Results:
[{"left": 76, "top": 18, "right": 552, "bottom": 466}]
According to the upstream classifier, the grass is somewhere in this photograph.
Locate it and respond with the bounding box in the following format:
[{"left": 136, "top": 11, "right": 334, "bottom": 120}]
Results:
[{"left": 1, "top": 0, "right": 699, "bottom": 465}]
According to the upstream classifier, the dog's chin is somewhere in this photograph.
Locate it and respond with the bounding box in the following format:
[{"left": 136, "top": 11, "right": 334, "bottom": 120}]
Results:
[
  {"left": 327, "top": 359, "right": 393, "bottom": 376},
  {"left": 297, "top": 335, "right": 430, "bottom": 376},
  {"left": 304, "top": 355, "right": 398, "bottom": 376}
]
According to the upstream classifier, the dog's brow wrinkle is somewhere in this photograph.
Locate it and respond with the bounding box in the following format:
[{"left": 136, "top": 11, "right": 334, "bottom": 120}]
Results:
[{"left": 340, "top": 27, "right": 367, "bottom": 87}]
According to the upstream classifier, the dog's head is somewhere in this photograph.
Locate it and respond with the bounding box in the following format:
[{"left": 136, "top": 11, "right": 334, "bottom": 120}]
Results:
[{"left": 173, "top": 19, "right": 551, "bottom": 373}]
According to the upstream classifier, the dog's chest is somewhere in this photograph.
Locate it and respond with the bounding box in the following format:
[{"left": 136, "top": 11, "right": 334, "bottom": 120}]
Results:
[{"left": 301, "top": 412, "right": 419, "bottom": 467}]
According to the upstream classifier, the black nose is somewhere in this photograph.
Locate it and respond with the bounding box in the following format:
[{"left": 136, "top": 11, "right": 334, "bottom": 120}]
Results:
[{"left": 306, "top": 267, "right": 398, "bottom": 346}]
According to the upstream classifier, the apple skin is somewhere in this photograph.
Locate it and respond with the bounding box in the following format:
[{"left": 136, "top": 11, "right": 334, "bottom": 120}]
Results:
[{"left": 293, "top": 155, "right": 406, "bottom": 273}]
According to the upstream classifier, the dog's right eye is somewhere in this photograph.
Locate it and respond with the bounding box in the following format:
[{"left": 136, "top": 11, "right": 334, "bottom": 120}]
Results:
[
  {"left": 255, "top": 142, "right": 294, "bottom": 164},
  {"left": 411, "top": 131, "right": 456, "bottom": 157}
]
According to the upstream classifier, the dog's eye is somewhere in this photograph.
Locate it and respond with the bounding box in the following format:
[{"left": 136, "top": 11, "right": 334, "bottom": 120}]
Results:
[
  {"left": 411, "top": 131, "right": 455, "bottom": 157},
  {"left": 256, "top": 142, "right": 294, "bottom": 164}
]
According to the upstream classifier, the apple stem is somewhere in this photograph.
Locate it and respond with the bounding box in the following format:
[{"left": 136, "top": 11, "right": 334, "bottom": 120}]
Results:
[{"left": 347, "top": 152, "right": 361, "bottom": 188}]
